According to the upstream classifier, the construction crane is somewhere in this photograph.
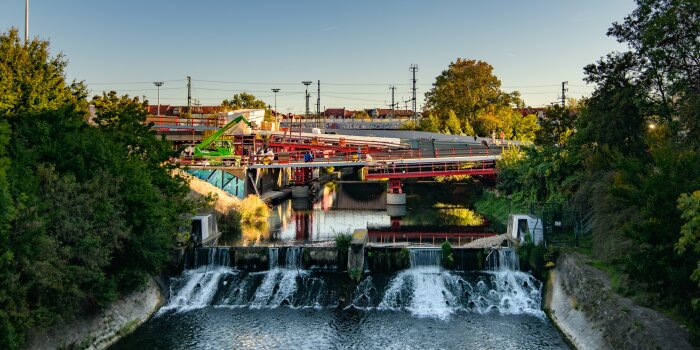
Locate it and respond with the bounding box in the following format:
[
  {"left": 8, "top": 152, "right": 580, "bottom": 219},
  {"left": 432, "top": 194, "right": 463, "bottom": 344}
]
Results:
[{"left": 192, "top": 115, "right": 251, "bottom": 158}]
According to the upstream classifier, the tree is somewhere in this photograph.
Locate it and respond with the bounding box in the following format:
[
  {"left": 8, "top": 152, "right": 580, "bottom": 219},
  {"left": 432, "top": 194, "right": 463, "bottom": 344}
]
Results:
[
  {"left": 353, "top": 110, "right": 370, "bottom": 120},
  {"left": 535, "top": 105, "right": 578, "bottom": 146},
  {"left": 511, "top": 113, "right": 540, "bottom": 143},
  {"left": 676, "top": 191, "right": 700, "bottom": 307},
  {"left": 221, "top": 92, "right": 267, "bottom": 111},
  {"left": 444, "top": 110, "right": 463, "bottom": 135},
  {"left": 418, "top": 113, "right": 441, "bottom": 132},
  {"left": 0, "top": 29, "right": 194, "bottom": 349},
  {"left": 424, "top": 59, "right": 523, "bottom": 136}
]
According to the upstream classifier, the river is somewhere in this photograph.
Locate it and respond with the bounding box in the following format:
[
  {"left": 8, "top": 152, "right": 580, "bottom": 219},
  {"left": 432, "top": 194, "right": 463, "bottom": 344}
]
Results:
[{"left": 111, "top": 182, "right": 571, "bottom": 349}]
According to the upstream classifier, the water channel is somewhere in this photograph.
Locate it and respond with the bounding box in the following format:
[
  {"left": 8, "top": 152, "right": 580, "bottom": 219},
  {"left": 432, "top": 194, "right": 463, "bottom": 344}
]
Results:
[{"left": 111, "top": 182, "right": 571, "bottom": 349}]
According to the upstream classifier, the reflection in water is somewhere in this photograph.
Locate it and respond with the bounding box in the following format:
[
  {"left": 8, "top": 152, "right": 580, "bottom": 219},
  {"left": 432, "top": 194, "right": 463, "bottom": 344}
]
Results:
[
  {"left": 240, "top": 222, "right": 270, "bottom": 245},
  {"left": 434, "top": 203, "right": 484, "bottom": 226},
  {"left": 248, "top": 182, "right": 489, "bottom": 244}
]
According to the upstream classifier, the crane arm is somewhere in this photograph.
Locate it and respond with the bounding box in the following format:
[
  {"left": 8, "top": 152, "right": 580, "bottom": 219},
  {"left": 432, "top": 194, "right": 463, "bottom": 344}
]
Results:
[{"left": 196, "top": 115, "right": 251, "bottom": 149}]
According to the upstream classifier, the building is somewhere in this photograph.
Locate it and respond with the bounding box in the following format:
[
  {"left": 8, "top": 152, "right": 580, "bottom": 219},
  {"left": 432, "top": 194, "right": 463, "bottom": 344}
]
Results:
[
  {"left": 146, "top": 105, "right": 222, "bottom": 116},
  {"left": 322, "top": 108, "right": 415, "bottom": 119}
]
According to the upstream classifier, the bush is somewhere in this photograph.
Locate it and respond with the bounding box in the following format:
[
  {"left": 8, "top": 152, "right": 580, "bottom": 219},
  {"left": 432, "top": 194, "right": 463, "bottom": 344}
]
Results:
[
  {"left": 442, "top": 241, "right": 454, "bottom": 268},
  {"left": 237, "top": 195, "right": 270, "bottom": 226},
  {"left": 219, "top": 209, "right": 242, "bottom": 240},
  {"left": 335, "top": 234, "right": 353, "bottom": 253}
]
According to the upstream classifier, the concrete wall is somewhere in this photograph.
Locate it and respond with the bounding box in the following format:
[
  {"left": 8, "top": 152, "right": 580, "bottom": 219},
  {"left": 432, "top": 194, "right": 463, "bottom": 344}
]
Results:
[
  {"left": 545, "top": 253, "right": 693, "bottom": 350},
  {"left": 27, "top": 278, "right": 165, "bottom": 350}
]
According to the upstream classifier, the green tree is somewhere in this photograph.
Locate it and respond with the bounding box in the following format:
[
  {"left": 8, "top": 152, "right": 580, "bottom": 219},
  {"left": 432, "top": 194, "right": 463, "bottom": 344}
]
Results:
[
  {"left": 353, "top": 110, "right": 370, "bottom": 120},
  {"left": 676, "top": 190, "right": 700, "bottom": 308},
  {"left": 512, "top": 113, "right": 540, "bottom": 143},
  {"left": 0, "top": 29, "right": 194, "bottom": 349},
  {"left": 221, "top": 92, "right": 267, "bottom": 111},
  {"left": 424, "top": 59, "right": 523, "bottom": 136},
  {"left": 418, "top": 113, "right": 441, "bottom": 132},
  {"left": 535, "top": 105, "right": 578, "bottom": 146},
  {"left": 443, "top": 110, "right": 463, "bottom": 134}
]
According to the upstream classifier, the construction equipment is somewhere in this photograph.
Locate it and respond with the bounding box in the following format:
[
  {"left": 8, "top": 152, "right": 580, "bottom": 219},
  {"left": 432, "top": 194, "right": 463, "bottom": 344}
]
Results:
[{"left": 193, "top": 115, "right": 251, "bottom": 158}]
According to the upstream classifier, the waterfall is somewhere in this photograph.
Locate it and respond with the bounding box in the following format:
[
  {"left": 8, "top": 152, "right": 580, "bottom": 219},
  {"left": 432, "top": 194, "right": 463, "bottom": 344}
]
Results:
[
  {"left": 269, "top": 247, "right": 279, "bottom": 269},
  {"left": 486, "top": 247, "right": 520, "bottom": 271},
  {"left": 160, "top": 247, "right": 234, "bottom": 313},
  {"left": 409, "top": 248, "right": 442, "bottom": 267},
  {"left": 160, "top": 246, "right": 542, "bottom": 319},
  {"left": 285, "top": 246, "right": 302, "bottom": 269},
  {"left": 249, "top": 246, "right": 309, "bottom": 308}
]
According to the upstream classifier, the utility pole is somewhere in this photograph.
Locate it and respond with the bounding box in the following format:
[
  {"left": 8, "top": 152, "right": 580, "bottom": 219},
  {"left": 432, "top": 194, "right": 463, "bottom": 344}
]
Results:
[
  {"left": 390, "top": 85, "right": 396, "bottom": 118},
  {"left": 271, "top": 88, "right": 280, "bottom": 122},
  {"left": 410, "top": 64, "right": 418, "bottom": 121},
  {"left": 187, "top": 76, "right": 192, "bottom": 114},
  {"left": 25, "top": 0, "right": 29, "bottom": 44},
  {"left": 302, "top": 81, "right": 312, "bottom": 136},
  {"left": 153, "top": 82, "right": 164, "bottom": 115},
  {"left": 316, "top": 80, "right": 321, "bottom": 128},
  {"left": 561, "top": 81, "right": 568, "bottom": 107}
]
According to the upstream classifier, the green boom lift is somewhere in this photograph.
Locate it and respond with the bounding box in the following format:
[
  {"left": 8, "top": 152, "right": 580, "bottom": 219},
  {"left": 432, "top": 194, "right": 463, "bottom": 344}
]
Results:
[{"left": 193, "top": 115, "right": 251, "bottom": 158}]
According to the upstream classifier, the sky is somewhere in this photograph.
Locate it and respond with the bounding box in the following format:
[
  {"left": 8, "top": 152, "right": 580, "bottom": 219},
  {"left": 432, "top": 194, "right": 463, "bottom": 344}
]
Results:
[{"left": 2, "top": 0, "right": 637, "bottom": 113}]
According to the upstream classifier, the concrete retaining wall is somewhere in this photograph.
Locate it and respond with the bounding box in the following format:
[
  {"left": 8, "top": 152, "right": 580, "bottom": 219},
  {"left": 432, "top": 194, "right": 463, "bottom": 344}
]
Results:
[
  {"left": 27, "top": 278, "right": 165, "bottom": 350},
  {"left": 545, "top": 253, "right": 693, "bottom": 350}
]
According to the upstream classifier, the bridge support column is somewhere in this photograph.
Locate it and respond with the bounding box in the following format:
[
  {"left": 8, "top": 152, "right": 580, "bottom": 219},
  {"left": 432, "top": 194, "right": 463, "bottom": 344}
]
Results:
[
  {"left": 292, "top": 167, "right": 311, "bottom": 198},
  {"left": 386, "top": 179, "right": 406, "bottom": 205},
  {"left": 292, "top": 185, "right": 310, "bottom": 198}
]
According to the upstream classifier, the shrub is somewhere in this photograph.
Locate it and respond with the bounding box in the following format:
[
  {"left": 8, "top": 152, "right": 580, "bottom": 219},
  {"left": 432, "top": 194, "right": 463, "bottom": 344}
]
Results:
[
  {"left": 335, "top": 234, "right": 353, "bottom": 253},
  {"left": 237, "top": 195, "right": 270, "bottom": 226},
  {"left": 442, "top": 241, "right": 455, "bottom": 268}
]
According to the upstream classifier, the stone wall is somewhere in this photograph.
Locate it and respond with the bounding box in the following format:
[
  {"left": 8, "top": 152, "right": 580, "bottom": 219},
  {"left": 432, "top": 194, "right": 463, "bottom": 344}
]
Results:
[
  {"left": 545, "top": 253, "right": 693, "bottom": 350},
  {"left": 27, "top": 278, "right": 165, "bottom": 350}
]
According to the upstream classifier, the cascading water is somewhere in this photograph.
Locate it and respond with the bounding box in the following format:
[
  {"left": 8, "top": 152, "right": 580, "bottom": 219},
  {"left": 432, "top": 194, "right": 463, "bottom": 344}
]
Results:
[
  {"left": 486, "top": 247, "right": 520, "bottom": 271},
  {"left": 161, "top": 245, "right": 543, "bottom": 320},
  {"left": 160, "top": 247, "right": 235, "bottom": 313},
  {"left": 409, "top": 248, "right": 442, "bottom": 267}
]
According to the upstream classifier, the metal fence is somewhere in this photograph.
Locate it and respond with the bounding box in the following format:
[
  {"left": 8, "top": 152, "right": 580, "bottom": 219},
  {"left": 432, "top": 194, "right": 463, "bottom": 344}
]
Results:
[{"left": 529, "top": 202, "right": 592, "bottom": 247}]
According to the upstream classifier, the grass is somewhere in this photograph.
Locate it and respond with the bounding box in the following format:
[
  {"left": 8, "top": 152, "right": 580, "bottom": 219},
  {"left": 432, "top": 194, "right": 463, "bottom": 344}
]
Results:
[{"left": 473, "top": 190, "right": 528, "bottom": 232}]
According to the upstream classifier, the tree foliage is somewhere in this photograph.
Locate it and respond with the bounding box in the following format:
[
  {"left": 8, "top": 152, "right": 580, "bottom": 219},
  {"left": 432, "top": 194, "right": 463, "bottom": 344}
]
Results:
[
  {"left": 497, "top": 0, "right": 700, "bottom": 338},
  {"left": 0, "top": 29, "right": 193, "bottom": 349},
  {"left": 422, "top": 59, "right": 533, "bottom": 139},
  {"left": 221, "top": 92, "right": 268, "bottom": 111}
]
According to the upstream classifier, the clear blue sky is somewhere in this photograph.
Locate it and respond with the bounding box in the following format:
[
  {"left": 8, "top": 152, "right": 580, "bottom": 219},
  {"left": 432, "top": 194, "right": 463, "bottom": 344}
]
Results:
[{"left": 2, "top": 0, "right": 636, "bottom": 113}]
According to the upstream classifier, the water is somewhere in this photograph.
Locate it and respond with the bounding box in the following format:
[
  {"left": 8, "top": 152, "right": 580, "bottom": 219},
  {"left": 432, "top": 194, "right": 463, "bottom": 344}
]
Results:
[
  {"left": 223, "top": 182, "right": 490, "bottom": 245},
  {"left": 112, "top": 247, "right": 570, "bottom": 349}
]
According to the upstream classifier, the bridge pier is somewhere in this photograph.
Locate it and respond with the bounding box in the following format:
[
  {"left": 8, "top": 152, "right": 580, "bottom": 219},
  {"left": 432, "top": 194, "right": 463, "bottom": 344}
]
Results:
[
  {"left": 291, "top": 167, "right": 313, "bottom": 198},
  {"left": 386, "top": 179, "right": 406, "bottom": 205}
]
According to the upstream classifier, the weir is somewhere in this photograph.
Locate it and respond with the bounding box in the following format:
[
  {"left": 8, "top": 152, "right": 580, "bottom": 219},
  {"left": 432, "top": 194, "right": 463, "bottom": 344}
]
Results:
[
  {"left": 161, "top": 246, "right": 543, "bottom": 320},
  {"left": 409, "top": 248, "right": 442, "bottom": 267}
]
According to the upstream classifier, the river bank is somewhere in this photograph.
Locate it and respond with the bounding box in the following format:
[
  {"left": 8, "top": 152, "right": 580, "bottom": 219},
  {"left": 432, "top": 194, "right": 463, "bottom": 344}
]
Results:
[
  {"left": 544, "top": 252, "right": 694, "bottom": 350},
  {"left": 26, "top": 278, "right": 165, "bottom": 350}
]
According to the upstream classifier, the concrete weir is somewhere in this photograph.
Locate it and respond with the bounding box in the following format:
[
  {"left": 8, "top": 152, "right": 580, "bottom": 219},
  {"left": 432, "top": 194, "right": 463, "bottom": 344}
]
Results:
[{"left": 348, "top": 229, "right": 368, "bottom": 272}]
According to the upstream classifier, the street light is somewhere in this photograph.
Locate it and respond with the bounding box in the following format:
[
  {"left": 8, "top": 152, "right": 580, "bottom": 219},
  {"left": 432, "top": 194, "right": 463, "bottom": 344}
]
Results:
[
  {"left": 271, "top": 88, "right": 280, "bottom": 122},
  {"left": 153, "top": 81, "right": 164, "bottom": 115}
]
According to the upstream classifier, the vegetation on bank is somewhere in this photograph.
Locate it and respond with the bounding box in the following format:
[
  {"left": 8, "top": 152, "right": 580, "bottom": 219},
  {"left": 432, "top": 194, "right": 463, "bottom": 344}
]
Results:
[
  {"left": 0, "top": 29, "right": 197, "bottom": 349},
  {"left": 492, "top": 0, "right": 700, "bottom": 340}
]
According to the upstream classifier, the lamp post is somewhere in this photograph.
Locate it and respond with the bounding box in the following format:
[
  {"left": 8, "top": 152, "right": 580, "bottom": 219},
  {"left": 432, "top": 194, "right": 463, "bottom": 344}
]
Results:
[
  {"left": 153, "top": 81, "right": 164, "bottom": 115},
  {"left": 271, "top": 88, "right": 280, "bottom": 122}
]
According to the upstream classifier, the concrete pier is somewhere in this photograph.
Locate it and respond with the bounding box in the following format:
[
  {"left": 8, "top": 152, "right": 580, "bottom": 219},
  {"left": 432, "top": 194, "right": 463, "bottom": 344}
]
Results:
[
  {"left": 348, "top": 229, "right": 368, "bottom": 273},
  {"left": 386, "top": 192, "right": 406, "bottom": 205},
  {"left": 291, "top": 185, "right": 310, "bottom": 198}
]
